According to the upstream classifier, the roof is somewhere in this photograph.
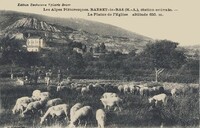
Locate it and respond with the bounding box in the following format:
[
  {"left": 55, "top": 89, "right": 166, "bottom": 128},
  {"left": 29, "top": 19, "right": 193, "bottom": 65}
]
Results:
[{"left": 27, "top": 36, "right": 44, "bottom": 39}]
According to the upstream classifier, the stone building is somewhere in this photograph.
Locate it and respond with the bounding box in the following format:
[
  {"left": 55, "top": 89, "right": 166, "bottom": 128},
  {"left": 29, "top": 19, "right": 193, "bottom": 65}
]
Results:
[{"left": 26, "top": 37, "right": 46, "bottom": 52}]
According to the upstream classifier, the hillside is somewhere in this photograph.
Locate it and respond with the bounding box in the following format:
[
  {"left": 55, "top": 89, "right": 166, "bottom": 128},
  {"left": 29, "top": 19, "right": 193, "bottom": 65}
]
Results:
[
  {"left": 5, "top": 17, "right": 61, "bottom": 32},
  {"left": 0, "top": 10, "right": 153, "bottom": 52},
  {"left": 181, "top": 45, "right": 200, "bottom": 58}
]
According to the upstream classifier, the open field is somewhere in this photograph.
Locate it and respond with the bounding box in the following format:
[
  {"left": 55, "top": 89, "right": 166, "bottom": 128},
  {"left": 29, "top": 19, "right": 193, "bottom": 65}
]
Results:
[{"left": 0, "top": 78, "right": 199, "bottom": 128}]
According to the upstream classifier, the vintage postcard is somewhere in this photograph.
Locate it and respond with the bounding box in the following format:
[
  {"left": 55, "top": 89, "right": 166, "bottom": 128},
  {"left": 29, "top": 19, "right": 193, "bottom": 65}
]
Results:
[{"left": 0, "top": 0, "right": 199, "bottom": 127}]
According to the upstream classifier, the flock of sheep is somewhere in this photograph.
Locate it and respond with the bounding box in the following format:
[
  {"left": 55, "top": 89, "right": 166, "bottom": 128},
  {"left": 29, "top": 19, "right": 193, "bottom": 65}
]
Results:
[
  {"left": 12, "top": 88, "right": 112, "bottom": 128},
  {"left": 12, "top": 81, "right": 198, "bottom": 127}
]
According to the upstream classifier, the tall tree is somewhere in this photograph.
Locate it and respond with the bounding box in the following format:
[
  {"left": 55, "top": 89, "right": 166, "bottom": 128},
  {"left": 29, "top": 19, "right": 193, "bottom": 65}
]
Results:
[
  {"left": 143, "top": 40, "right": 186, "bottom": 82},
  {"left": 0, "top": 38, "right": 25, "bottom": 65}
]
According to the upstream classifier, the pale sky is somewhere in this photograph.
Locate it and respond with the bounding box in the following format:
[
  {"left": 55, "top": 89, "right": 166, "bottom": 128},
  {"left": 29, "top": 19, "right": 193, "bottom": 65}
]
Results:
[{"left": 0, "top": 0, "right": 199, "bottom": 46}]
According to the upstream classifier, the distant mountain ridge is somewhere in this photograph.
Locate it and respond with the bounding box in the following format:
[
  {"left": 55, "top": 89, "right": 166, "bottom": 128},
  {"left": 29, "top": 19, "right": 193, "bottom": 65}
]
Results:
[
  {"left": 0, "top": 10, "right": 153, "bottom": 53},
  {"left": 5, "top": 17, "right": 61, "bottom": 32},
  {"left": 0, "top": 10, "right": 152, "bottom": 40}
]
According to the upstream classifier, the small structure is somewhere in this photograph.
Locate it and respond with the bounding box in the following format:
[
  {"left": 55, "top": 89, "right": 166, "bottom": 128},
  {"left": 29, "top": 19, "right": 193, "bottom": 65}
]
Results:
[{"left": 26, "top": 37, "right": 46, "bottom": 52}]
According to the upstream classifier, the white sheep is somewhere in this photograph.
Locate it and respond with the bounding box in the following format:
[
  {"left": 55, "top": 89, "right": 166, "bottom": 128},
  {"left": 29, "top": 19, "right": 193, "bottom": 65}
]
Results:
[
  {"left": 129, "top": 85, "right": 135, "bottom": 93},
  {"left": 57, "top": 85, "right": 64, "bottom": 92},
  {"left": 56, "top": 81, "right": 66, "bottom": 92},
  {"left": 12, "top": 104, "right": 24, "bottom": 115},
  {"left": 45, "top": 98, "right": 63, "bottom": 108},
  {"left": 149, "top": 93, "right": 168, "bottom": 106},
  {"left": 81, "top": 86, "right": 90, "bottom": 95},
  {"left": 130, "top": 85, "right": 140, "bottom": 95},
  {"left": 32, "top": 90, "right": 50, "bottom": 101},
  {"left": 123, "top": 84, "right": 130, "bottom": 94},
  {"left": 93, "top": 83, "right": 100, "bottom": 88},
  {"left": 100, "top": 97, "right": 122, "bottom": 111},
  {"left": 96, "top": 109, "right": 106, "bottom": 128},
  {"left": 14, "top": 96, "right": 33, "bottom": 105},
  {"left": 69, "top": 106, "right": 92, "bottom": 128},
  {"left": 139, "top": 86, "right": 149, "bottom": 96},
  {"left": 40, "top": 104, "right": 70, "bottom": 124},
  {"left": 40, "top": 92, "right": 50, "bottom": 99},
  {"left": 12, "top": 96, "right": 33, "bottom": 114},
  {"left": 22, "top": 97, "right": 47, "bottom": 117},
  {"left": 32, "top": 89, "right": 41, "bottom": 101},
  {"left": 118, "top": 85, "right": 124, "bottom": 93},
  {"left": 171, "top": 88, "right": 177, "bottom": 97},
  {"left": 70, "top": 103, "right": 83, "bottom": 121},
  {"left": 45, "top": 77, "right": 51, "bottom": 86}
]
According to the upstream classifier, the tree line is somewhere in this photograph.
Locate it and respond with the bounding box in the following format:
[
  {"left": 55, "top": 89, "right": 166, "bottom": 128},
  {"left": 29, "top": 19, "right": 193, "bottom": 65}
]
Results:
[{"left": 0, "top": 38, "right": 198, "bottom": 83}]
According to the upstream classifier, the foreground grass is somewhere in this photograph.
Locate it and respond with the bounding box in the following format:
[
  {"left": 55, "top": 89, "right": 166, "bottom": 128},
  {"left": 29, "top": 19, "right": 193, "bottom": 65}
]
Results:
[{"left": 0, "top": 78, "right": 199, "bottom": 127}]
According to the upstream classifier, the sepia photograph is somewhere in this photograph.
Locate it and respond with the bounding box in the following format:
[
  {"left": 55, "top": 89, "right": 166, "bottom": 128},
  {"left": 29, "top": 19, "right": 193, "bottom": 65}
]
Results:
[{"left": 0, "top": 0, "right": 199, "bottom": 127}]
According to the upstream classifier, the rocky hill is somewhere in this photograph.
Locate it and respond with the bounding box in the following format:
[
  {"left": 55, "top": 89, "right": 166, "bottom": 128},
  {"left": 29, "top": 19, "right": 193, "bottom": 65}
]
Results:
[
  {"left": 5, "top": 17, "right": 61, "bottom": 32},
  {"left": 0, "top": 10, "right": 153, "bottom": 53}
]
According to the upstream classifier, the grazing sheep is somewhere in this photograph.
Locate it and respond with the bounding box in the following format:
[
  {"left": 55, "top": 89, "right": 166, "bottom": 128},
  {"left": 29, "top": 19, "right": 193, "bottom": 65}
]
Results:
[
  {"left": 57, "top": 85, "right": 64, "bottom": 92},
  {"left": 118, "top": 85, "right": 124, "bottom": 93},
  {"left": 96, "top": 109, "right": 106, "bottom": 128},
  {"left": 46, "top": 98, "right": 63, "bottom": 108},
  {"left": 22, "top": 101, "right": 42, "bottom": 117},
  {"left": 12, "top": 96, "right": 33, "bottom": 114},
  {"left": 171, "top": 88, "right": 177, "bottom": 97},
  {"left": 149, "top": 93, "right": 168, "bottom": 106},
  {"left": 130, "top": 85, "right": 140, "bottom": 95},
  {"left": 32, "top": 91, "right": 50, "bottom": 101},
  {"left": 32, "top": 90, "right": 41, "bottom": 100},
  {"left": 22, "top": 97, "right": 48, "bottom": 117},
  {"left": 12, "top": 103, "right": 24, "bottom": 115},
  {"left": 100, "top": 97, "right": 122, "bottom": 111},
  {"left": 70, "top": 103, "right": 83, "bottom": 121},
  {"left": 69, "top": 106, "right": 93, "bottom": 128},
  {"left": 123, "top": 84, "right": 130, "bottom": 94},
  {"left": 15, "top": 96, "right": 33, "bottom": 105},
  {"left": 140, "top": 87, "right": 149, "bottom": 96},
  {"left": 93, "top": 83, "right": 100, "bottom": 88},
  {"left": 81, "top": 86, "right": 90, "bottom": 95},
  {"left": 129, "top": 85, "right": 134, "bottom": 93},
  {"left": 57, "top": 81, "right": 69, "bottom": 92},
  {"left": 40, "top": 92, "right": 50, "bottom": 99},
  {"left": 45, "top": 77, "right": 51, "bottom": 86},
  {"left": 40, "top": 104, "right": 70, "bottom": 125}
]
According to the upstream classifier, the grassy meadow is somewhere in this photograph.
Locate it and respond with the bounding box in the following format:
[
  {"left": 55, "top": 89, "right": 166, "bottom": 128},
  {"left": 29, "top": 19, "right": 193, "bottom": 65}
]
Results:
[{"left": 0, "top": 78, "right": 199, "bottom": 128}]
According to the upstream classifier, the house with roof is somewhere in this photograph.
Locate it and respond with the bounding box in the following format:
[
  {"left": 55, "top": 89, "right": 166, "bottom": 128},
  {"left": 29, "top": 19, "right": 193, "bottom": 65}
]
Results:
[{"left": 26, "top": 37, "right": 46, "bottom": 52}]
